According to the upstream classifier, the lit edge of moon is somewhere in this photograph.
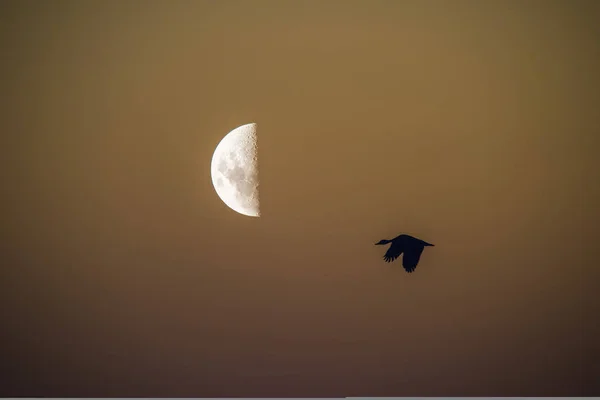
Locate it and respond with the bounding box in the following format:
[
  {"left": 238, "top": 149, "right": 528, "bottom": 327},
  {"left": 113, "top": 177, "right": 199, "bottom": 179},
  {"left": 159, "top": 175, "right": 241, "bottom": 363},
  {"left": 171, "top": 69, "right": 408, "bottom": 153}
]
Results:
[{"left": 211, "top": 123, "right": 260, "bottom": 217}]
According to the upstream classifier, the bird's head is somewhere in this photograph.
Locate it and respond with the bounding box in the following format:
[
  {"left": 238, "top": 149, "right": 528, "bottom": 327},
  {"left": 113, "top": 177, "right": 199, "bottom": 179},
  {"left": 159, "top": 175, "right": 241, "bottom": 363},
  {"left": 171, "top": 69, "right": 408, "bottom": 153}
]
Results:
[{"left": 375, "top": 239, "right": 390, "bottom": 245}]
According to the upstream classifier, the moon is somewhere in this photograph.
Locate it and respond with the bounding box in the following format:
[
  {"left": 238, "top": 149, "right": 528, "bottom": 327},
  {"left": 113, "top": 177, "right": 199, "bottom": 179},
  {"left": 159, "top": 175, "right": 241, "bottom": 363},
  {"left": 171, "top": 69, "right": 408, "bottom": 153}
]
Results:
[{"left": 211, "top": 123, "right": 260, "bottom": 217}]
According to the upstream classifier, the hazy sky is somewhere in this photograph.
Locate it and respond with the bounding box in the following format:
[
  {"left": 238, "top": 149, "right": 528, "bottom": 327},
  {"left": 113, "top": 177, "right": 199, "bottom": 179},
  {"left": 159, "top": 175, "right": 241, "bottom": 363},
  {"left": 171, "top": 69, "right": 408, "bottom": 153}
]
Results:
[{"left": 1, "top": 0, "right": 599, "bottom": 396}]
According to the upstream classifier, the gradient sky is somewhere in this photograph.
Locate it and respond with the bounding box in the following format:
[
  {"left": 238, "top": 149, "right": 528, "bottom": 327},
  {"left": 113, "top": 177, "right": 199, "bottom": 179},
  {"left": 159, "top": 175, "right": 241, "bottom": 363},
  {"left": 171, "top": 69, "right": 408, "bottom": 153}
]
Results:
[{"left": 1, "top": 0, "right": 599, "bottom": 396}]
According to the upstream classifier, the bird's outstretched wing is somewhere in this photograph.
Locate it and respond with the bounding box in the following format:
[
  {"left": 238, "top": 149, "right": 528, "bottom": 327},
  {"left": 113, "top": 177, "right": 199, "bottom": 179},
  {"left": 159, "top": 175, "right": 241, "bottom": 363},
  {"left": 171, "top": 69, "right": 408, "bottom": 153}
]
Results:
[
  {"left": 402, "top": 246, "right": 424, "bottom": 272},
  {"left": 383, "top": 242, "right": 403, "bottom": 262}
]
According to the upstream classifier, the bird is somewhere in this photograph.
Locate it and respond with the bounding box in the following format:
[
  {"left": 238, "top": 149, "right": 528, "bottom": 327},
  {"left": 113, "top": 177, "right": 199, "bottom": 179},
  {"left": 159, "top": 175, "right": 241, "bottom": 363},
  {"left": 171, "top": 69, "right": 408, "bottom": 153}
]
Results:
[{"left": 375, "top": 234, "right": 434, "bottom": 273}]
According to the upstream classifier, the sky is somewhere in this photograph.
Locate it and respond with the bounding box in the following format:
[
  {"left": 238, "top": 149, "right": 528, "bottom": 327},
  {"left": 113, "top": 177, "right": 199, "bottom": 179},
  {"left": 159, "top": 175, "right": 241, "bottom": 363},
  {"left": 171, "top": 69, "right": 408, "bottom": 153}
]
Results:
[{"left": 1, "top": 0, "right": 599, "bottom": 396}]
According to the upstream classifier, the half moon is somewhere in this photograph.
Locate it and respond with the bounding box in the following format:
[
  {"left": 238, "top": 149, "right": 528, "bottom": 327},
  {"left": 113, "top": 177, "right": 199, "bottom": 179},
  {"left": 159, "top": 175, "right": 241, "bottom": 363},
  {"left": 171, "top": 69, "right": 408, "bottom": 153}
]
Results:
[{"left": 211, "top": 123, "right": 260, "bottom": 217}]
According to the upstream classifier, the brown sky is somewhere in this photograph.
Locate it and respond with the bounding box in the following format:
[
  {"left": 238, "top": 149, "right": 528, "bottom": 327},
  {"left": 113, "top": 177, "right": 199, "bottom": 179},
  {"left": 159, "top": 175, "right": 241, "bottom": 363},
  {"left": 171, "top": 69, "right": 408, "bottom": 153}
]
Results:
[{"left": 1, "top": 0, "right": 599, "bottom": 396}]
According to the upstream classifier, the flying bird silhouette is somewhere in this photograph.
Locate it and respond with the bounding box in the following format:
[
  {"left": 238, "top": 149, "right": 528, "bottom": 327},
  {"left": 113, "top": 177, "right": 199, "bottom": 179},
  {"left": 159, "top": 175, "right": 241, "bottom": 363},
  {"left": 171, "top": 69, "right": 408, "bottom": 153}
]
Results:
[{"left": 375, "top": 234, "right": 434, "bottom": 273}]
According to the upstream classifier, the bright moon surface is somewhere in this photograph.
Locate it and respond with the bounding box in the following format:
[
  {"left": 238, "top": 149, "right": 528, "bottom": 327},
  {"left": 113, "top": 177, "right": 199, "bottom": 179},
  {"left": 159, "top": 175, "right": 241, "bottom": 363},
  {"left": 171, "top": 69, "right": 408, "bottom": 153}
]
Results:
[{"left": 211, "top": 123, "right": 260, "bottom": 217}]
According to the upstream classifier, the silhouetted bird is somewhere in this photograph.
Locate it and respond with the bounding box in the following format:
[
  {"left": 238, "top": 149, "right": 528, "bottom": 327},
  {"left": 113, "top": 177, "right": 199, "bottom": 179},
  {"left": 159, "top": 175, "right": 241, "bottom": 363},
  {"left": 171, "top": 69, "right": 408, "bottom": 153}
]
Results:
[{"left": 375, "top": 234, "right": 434, "bottom": 273}]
